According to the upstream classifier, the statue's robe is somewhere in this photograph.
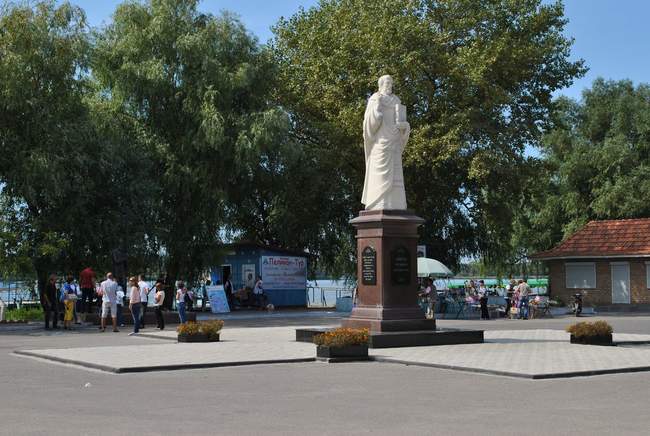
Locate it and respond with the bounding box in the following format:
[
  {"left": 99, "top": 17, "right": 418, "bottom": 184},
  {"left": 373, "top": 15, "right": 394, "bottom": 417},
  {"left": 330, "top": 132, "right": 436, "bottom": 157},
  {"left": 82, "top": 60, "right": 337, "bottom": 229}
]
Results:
[{"left": 361, "top": 92, "right": 409, "bottom": 210}]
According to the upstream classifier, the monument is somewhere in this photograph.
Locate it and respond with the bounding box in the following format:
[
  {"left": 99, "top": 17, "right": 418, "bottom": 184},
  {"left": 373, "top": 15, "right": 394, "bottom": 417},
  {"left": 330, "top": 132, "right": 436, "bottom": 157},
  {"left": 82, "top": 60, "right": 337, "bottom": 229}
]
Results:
[
  {"left": 342, "top": 75, "right": 435, "bottom": 334},
  {"left": 298, "top": 76, "right": 483, "bottom": 348}
]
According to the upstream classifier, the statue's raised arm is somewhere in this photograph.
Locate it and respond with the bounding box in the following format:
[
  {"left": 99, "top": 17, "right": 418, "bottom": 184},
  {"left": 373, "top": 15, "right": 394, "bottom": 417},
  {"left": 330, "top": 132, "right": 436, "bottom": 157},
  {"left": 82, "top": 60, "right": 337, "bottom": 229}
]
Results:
[{"left": 361, "top": 75, "right": 410, "bottom": 210}]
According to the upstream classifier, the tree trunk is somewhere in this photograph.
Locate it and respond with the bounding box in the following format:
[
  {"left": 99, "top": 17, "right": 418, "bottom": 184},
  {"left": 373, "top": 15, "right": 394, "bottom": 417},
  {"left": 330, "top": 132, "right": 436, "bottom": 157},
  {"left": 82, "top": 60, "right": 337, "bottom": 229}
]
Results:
[{"left": 163, "top": 260, "right": 179, "bottom": 310}]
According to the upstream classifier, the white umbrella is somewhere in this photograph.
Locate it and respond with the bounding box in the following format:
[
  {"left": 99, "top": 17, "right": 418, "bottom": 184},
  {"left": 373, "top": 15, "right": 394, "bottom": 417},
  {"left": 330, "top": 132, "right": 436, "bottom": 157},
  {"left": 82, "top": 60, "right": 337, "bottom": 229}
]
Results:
[{"left": 417, "top": 257, "right": 453, "bottom": 278}]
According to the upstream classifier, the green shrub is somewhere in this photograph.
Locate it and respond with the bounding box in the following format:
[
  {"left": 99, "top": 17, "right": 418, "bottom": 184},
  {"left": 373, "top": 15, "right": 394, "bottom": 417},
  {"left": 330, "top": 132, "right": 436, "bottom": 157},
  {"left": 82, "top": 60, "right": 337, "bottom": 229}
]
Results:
[
  {"left": 5, "top": 307, "right": 44, "bottom": 322},
  {"left": 566, "top": 320, "right": 613, "bottom": 338},
  {"left": 313, "top": 328, "right": 369, "bottom": 347},
  {"left": 177, "top": 320, "right": 224, "bottom": 339}
]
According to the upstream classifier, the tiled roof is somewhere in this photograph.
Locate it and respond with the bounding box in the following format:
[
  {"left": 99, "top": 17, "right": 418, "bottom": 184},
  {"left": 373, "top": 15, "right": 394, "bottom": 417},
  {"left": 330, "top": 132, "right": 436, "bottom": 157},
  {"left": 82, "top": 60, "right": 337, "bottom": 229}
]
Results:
[{"left": 531, "top": 218, "right": 650, "bottom": 259}]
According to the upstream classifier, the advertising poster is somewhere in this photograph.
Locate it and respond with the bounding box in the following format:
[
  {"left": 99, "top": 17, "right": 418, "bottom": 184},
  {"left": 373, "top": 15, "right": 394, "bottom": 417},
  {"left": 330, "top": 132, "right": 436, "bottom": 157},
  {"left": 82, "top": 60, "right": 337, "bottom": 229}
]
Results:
[
  {"left": 260, "top": 256, "right": 307, "bottom": 290},
  {"left": 206, "top": 285, "right": 230, "bottom": 313}
]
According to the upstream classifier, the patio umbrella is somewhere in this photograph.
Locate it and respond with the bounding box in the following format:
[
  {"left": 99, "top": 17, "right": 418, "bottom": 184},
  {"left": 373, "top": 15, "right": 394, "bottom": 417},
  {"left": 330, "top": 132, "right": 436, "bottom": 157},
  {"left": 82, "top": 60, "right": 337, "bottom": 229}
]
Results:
[{"left": 417, "top": 257, "right": 454, "bottom": 278}]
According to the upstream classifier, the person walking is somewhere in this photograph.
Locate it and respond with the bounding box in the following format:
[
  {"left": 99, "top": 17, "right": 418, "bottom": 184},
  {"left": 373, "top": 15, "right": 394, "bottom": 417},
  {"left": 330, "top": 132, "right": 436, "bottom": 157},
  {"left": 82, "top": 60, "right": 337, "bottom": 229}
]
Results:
[
  {"left": 41, "top": 274, "right": 59, "bottom": 330},
  {"left": 176, "top": 282, "right": 188, "bottom": 324},
  {"left": 153, "top": 280, "right": 165, "bottom": 330},
  {"left": 79, "top": 266, "right": 95, "bottom": 322},
  {"left": 128, "top": 277, "right": 141, "bottom": 336},
  {"left": 137, "top": 275, "right": 150, "bottom": 328},
  {"left": 99, "top": 273, "right": 119, "bottom": 332}
]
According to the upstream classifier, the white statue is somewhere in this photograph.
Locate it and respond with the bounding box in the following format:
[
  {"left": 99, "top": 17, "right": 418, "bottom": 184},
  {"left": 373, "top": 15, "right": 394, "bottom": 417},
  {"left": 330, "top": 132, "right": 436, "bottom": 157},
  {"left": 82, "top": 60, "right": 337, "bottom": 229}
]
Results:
[{"left": 361, "top": 75, "right": 410, "bottom": 210}]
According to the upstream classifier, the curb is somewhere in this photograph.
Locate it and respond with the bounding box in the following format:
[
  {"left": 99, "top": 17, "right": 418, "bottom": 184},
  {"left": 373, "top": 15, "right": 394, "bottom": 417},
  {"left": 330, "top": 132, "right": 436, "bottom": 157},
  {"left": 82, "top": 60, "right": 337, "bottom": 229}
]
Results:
[
  {"left": 13, "top": 350, "right": 315, "bottom": 373},
  {"left": 371, "top": 356, "right": 650, "bottom": 379}
]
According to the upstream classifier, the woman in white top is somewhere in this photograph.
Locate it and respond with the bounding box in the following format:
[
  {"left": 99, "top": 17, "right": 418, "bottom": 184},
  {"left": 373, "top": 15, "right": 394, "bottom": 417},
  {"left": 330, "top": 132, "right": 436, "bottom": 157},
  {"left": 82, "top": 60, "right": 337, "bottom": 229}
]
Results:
[
  {"left": 153, "top": 280, "right": 165, "bottom": 330},
  {"left": 128, "top": 276, "right": 141, "bottom": 335},
  {"left": 176, "top": 282, "right": 188, "bottom": 324}
]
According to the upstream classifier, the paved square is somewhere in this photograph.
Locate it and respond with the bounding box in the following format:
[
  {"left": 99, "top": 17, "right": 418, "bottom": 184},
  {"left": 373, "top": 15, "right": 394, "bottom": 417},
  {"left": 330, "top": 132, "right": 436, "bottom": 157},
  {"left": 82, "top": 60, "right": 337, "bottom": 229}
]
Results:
[{"left": 13, "top": 326, "right": 650, "bottom": 378}]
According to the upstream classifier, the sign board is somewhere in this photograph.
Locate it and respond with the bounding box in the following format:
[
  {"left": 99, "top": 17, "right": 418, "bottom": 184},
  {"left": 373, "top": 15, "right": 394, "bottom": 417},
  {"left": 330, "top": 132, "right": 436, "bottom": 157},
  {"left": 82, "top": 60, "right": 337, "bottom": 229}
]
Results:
[
  {"left": 390, "top": 246, "right": 411, "bottom": 286},
  {"left": 261, "top": 256, "right": 307, "bottom": 290},
  {"left": 361, "top": 246, "right": 377, "bottom": 286},
  {"left": 207, "top": 285, "right": 230, "bottom": 313},
  {"left": 417, "top": 245, "right": 427, "bottom": 258},
  {"left": 242, "top": 264, "right": 256, "bottom": 289}
]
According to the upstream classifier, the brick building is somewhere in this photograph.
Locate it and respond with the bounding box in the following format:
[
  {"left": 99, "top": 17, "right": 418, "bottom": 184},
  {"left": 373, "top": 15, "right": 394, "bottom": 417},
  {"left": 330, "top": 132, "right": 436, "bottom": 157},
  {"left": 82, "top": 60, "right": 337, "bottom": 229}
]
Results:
[{"left": 531, "top": 219, "right": 650, "bottom": 306}]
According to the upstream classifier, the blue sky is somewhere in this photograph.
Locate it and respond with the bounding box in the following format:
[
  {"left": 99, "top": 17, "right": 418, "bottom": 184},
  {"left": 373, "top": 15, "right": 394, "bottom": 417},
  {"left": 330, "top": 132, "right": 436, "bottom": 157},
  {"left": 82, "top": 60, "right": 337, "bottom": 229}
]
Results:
[{"left": 70, "top": 0, "right": 649, "bottom": 101}]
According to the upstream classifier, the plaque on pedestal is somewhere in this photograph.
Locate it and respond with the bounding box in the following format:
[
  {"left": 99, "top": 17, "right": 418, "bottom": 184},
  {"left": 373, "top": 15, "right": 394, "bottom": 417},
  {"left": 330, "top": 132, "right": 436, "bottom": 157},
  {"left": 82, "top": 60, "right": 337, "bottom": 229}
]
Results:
[{"left": 361, "top": 246, "right": 377, "bottom": 286}]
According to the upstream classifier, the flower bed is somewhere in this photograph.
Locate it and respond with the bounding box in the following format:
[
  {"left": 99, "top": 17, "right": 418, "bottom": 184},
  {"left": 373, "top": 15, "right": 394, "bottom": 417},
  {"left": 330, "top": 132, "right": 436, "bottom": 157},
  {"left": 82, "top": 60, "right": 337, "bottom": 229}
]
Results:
[
  {"left": 313, "top": 328, "right": 369, "bottom": 360},
  {"left": 177, "top": 320, "right": 223, "bottom": 343},
  {"left": 566, "top": 321, "right": 613, "bottom": 346}
]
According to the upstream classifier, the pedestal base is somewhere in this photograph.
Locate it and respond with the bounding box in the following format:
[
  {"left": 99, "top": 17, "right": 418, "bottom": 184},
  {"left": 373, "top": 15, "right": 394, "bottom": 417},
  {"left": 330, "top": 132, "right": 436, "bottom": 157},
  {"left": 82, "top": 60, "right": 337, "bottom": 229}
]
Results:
[
  {"left": 295, "top": 327, "right": 484, "bottom": 349},
  {"left": 347, "top": 209, "right": 433, "bottom": 333},
  {"left": 341, "top": 316, "right": 435, "bottom": 332}
]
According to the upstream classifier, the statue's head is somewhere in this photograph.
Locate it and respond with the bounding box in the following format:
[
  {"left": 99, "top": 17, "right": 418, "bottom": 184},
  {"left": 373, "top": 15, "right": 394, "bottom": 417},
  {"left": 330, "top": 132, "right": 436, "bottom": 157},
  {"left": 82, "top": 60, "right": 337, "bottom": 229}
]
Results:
[{"left": 378, "top": 75, "right": 393, "bottom": 95}]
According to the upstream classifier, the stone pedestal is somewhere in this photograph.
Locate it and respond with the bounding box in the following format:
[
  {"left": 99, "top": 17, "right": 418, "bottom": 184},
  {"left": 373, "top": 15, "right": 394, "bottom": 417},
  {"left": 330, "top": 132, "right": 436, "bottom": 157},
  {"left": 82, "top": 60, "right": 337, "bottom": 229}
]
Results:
[{"left": 341, "top": 210, "right": 435, "bottom": 332}]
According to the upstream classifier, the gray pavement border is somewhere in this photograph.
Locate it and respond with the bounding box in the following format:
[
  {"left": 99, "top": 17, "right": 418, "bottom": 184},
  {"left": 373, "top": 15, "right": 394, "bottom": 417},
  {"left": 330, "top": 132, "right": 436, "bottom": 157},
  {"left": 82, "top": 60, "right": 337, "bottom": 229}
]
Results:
[
  {"left": 371, "top": 356, "right": 650, "bottom": 379},
  {"left": 13, "top": 349, "right": 315, "bottom": 374}
]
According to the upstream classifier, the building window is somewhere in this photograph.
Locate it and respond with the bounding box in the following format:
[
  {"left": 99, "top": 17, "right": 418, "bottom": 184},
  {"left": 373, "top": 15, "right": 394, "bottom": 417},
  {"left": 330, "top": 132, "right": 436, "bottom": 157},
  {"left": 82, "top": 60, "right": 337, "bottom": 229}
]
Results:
[
  {"left": 646, "top": 262, "right": 650, "bottom": 289},
  {"left": 565, "top": 262, "right": 596, "bottom": 289}
]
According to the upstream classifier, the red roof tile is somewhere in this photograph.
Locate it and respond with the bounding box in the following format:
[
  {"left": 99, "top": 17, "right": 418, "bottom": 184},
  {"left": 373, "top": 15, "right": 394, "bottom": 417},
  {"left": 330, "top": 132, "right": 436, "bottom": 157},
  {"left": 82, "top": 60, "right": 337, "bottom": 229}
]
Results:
[{"left": 531, "top": 218, "right": 650, "bottom": 259}]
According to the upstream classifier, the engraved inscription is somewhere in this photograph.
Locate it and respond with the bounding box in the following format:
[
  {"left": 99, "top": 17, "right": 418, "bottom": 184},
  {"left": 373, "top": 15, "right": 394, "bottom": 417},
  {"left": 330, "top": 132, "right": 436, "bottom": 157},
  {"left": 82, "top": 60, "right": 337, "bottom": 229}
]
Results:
[
  {"left": 390, "top": 246, "right": 411, "bottom": 286},
  {"left": 361, "top": 246, "right": 377, "bottom": 286}
]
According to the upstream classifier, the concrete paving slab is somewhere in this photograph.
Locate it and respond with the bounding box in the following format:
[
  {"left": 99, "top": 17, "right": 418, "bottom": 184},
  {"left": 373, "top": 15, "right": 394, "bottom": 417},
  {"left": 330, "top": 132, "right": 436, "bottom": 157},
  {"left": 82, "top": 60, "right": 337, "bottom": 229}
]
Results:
[
  {"left": 14, "top": 336, "right": 315, "bottom": 373},
  {"left": 13, "top": 327, "right": 650, "bottom": 378},
  {"left": 371, "top": 341, "right": 650, "bottom": 379}
]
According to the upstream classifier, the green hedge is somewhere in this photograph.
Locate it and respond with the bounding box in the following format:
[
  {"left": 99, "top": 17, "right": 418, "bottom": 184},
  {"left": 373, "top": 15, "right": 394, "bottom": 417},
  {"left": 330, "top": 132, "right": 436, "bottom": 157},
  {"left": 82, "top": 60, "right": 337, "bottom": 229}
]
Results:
[{"left": 5, "top": 307, "right": 44, "bottom": 322}]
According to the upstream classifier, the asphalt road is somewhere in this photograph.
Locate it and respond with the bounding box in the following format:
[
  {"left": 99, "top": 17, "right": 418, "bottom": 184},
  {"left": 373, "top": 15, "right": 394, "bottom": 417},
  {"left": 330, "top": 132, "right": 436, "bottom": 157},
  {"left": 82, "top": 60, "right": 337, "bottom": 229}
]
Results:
[{"left": 1, "top": 314, "right": 649, "bottom": 435}]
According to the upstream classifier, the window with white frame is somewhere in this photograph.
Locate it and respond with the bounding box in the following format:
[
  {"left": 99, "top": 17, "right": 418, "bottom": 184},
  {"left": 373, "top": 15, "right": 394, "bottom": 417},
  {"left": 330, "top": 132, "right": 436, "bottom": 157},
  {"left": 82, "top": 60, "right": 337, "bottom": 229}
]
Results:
[
  {"left": 565, "top": 262, "right": 596, "bottom": 289},
  {"left": 646, "top": 262, "right": 650, "bottom": 289}
]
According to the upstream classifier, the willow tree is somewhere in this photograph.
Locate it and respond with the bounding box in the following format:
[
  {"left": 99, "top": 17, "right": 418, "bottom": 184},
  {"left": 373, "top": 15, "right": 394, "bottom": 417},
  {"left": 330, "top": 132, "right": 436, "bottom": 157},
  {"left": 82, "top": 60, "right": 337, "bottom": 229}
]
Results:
[
  {"left": 272, "top": 0, "right": 585, "bottom": 270},
  {"left": 0, "top": 1, "right": 92, "bottom": 289},
  {"left": 0, "top": 2, "right": 159, "bottom": 287},
  {"left": 93, "top": 0, "right": 283, "bottom": 297}
]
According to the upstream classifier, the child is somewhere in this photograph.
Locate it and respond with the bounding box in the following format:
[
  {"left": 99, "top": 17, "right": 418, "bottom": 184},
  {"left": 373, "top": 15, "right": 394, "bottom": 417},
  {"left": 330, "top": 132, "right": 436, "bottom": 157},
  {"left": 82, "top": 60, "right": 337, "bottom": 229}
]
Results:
[{"left": 63, "top": 284, "right": 76, "bottom": 330}]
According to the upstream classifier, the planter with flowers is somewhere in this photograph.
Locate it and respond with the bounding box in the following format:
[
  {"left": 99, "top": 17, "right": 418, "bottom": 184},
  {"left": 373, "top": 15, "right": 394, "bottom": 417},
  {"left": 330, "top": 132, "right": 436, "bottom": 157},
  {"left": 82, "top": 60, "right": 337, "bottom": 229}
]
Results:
[
  {"left": 313, "top": 328, "right": 369, "bottom": 360},
  {"left": 177, "top": 320, "right": 224, "bottom": 343},
  {"left": 566, "top": 320, "right": 613, "bottom": 346}
]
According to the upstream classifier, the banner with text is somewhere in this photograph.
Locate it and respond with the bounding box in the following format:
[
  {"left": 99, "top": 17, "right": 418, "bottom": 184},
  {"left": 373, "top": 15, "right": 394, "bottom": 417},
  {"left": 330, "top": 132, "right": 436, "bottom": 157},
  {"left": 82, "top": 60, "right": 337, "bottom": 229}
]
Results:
[{"left": 260, "top": 256, "right": 307, "bottom": 290}]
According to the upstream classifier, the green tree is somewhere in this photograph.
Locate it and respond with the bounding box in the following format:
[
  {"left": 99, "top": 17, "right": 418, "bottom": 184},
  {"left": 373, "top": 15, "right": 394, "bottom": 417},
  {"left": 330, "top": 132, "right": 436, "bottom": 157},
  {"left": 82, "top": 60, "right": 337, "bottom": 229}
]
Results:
[
  {"left": 0, "top": 1, "right": 92, "bottom": 289},
  {"left": 0, "top": 1, "right": 159, "bottom": 289},
  {"left": 514, "top": 78, "right": 650, "bottom": 254},
  {"left": 93, "top": 0, "right": 284, "bottom": 296},
  {"left": 272, "top": 0, "right": 585, "bottom": 271}
]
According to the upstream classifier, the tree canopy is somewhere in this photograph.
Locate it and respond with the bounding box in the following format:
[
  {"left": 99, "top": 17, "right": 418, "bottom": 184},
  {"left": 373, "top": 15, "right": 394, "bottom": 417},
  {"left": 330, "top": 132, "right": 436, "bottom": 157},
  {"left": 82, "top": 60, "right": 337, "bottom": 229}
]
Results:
[
  {"left": 272, "top": 0, "right": 585, "bottom": 269},
  {"left": 513, "top": 78, "right": 650, "bottom": 256}
]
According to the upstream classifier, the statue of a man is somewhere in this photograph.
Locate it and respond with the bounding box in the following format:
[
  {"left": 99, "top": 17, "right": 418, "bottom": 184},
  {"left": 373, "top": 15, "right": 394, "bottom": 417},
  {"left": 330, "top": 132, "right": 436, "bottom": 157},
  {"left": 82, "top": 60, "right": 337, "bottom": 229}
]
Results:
[{"left": 361, "top": 75, "right": 410, "bottom": 210}]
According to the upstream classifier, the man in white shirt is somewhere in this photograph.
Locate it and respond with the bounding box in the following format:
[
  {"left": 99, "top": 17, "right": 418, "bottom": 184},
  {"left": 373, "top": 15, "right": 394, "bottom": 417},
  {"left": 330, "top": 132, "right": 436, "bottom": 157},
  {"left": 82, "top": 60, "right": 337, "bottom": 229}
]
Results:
[
  {"left": 100, "top": 273, "right": 119, "bottom": 332},
  {"left": 138, "top": 275, "right": 150, "bottom": 329}
]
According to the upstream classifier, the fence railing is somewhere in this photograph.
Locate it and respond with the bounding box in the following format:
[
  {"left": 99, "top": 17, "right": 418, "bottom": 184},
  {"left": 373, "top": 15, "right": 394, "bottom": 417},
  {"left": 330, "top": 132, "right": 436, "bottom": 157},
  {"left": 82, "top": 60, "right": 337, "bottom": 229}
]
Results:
[
  {"left": 0, "top": 280, "right": 38, "bottom": 307},
  {"left": 306, "top": 286, "right": 354, "bottom": 308}
]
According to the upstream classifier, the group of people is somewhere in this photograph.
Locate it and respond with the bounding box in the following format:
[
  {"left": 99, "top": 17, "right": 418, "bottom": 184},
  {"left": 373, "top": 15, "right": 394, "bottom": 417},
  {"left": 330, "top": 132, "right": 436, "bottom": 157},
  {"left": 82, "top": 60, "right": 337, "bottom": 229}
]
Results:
[
  {"left": 40, "top": 268, "right": 168, "bottom": 333},
  {"left": 505, "top": 279, "right": 532, "bottom": 320},
  {"left": 418, "top": 277, "right": 534, "bottom": 320}
]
